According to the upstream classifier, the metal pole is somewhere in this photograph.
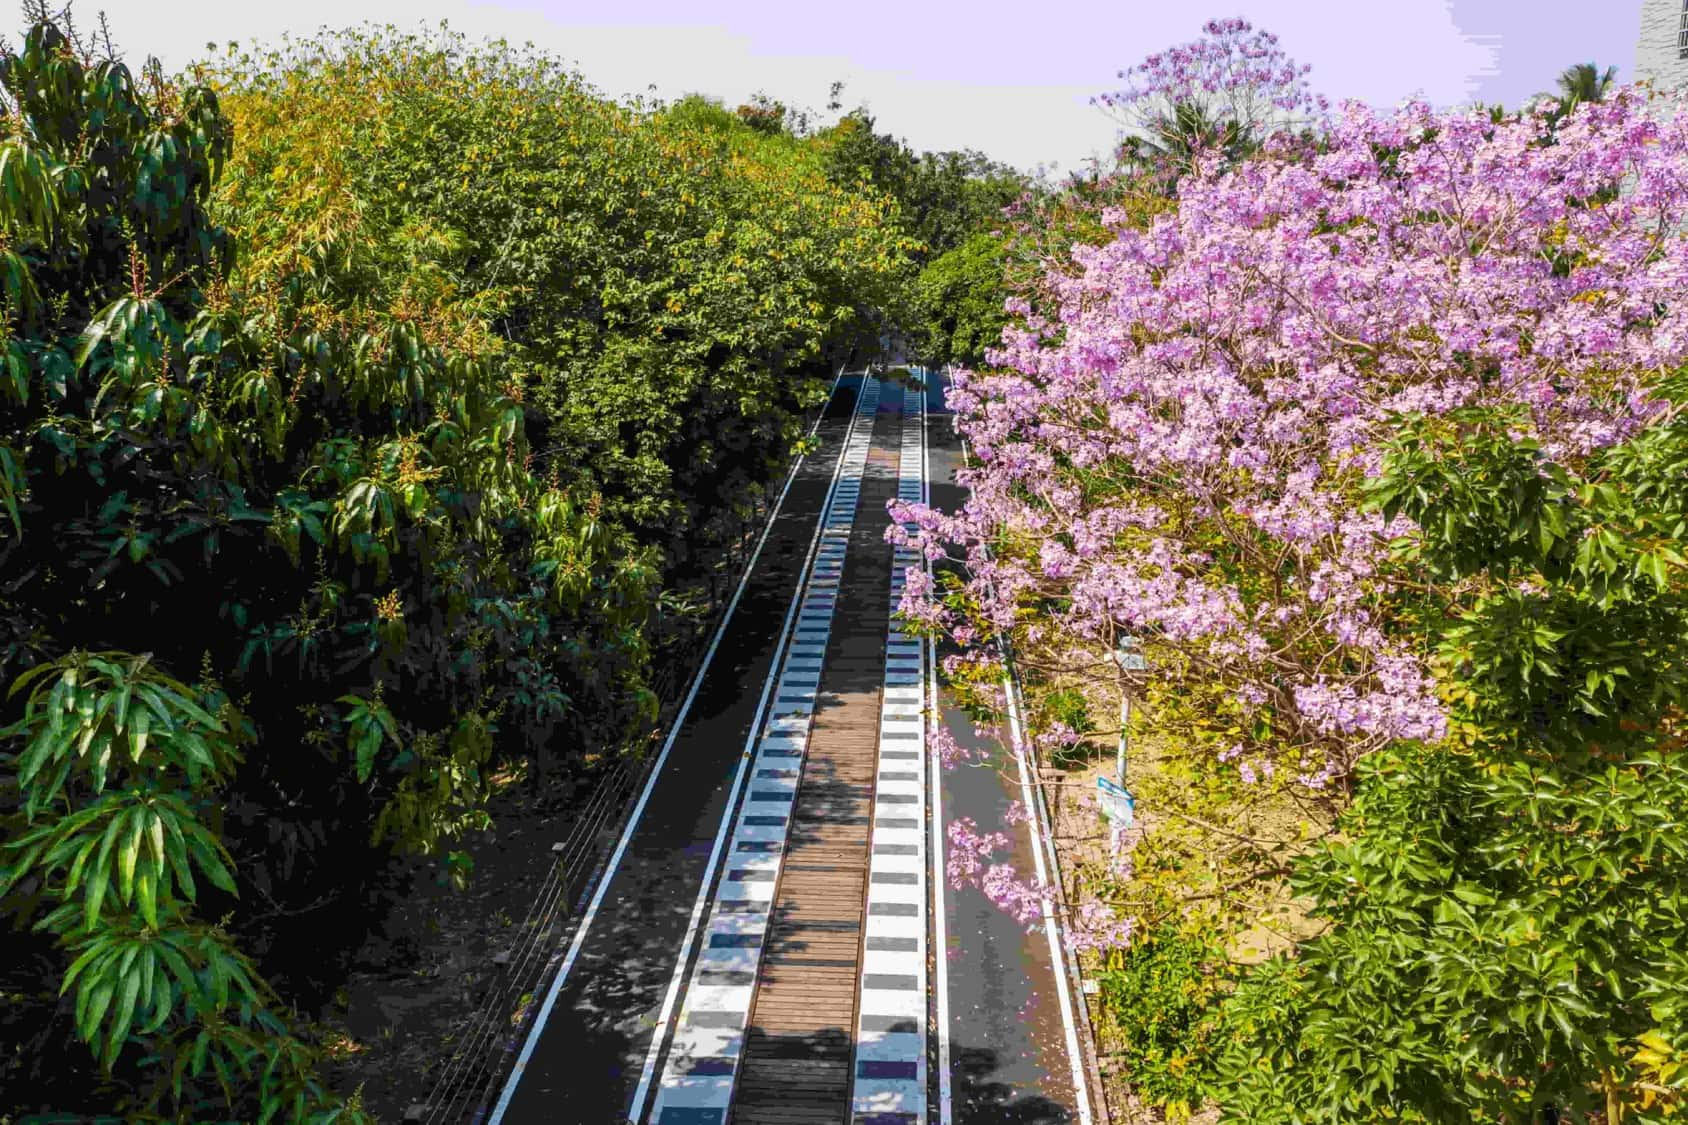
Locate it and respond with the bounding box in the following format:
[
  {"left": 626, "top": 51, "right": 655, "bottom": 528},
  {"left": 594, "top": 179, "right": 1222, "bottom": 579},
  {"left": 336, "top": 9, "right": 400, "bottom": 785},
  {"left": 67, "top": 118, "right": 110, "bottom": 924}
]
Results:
[
  {"left": 1112, "top": 636, "right": 1145, "bottom": 786},
  {"left": 1117, "top": 692, "right": 1129, "bottom": 785}
]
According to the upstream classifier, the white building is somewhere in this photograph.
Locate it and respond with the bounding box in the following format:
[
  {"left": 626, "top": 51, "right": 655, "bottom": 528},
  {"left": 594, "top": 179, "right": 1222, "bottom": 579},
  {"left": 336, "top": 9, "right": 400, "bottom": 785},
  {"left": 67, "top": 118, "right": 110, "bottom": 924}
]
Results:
[{"left": 1638, "top": 0, "right": 1688, "bottom": 88}]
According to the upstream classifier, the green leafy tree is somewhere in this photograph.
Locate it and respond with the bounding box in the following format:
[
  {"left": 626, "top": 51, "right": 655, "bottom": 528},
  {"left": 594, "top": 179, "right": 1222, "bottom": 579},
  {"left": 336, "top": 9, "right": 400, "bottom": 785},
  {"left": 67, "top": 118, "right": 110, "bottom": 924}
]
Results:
[
  {"left": 0, "top": 13, "right": 648, "bottom": 1116},
  {"left": 734, "top": 91, "right": 790, "bottom": 135},
  {"left": 1556, "top": 61, "right": 1618, "bottom": 108},
  {"left": 904, "top": 148, "right": 1027, "bottom": 259},
  {"left": 912, "top": 231, "right": 1011, "bottom": 368},
  {"left": 214, "top": 34, "right": 915, "bottom": 576},
  {"left": 3, "top": 654, "right": 363, "bottom": 1122},
  {"left": 1212, "top": 393, "right": 1688, "bottom": 1124},
  {"left": 813, "top": 107, "right": 1027, "bottom": 365},
  {"left": 821, "top": 109, "right": 921, "bottom": 212},
  {"left": 818, "top": 108, "right": 1027, "bottom": 262}
]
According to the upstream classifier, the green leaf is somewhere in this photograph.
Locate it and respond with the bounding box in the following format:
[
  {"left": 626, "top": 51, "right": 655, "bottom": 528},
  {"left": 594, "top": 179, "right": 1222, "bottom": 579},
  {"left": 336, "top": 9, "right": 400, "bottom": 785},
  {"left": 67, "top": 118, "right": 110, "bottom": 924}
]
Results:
[
  {"left": 85, "top": 816, "right": 121, "bottom": 930},
  {"left": 130, "top": 706, "right": 150, "bottom": 761},
  {"left": 134, "top": 864, "right": 156, "bottom": 928},
  {"left": 139, "top": 957, "right": 172, "bottom": 1035},
  {"left": 105, "top": 964, "right": 141, "bottom": 1064},
  {"left": 119, "top": 809, "right": 142, "bottom": 905},
  {"left": 81, "top": 977, "right": 115, "bottom": 1048},
  {"left": 146, "top": 811, "right": 164, "bottom": 872},
  {"left": 355, "top": 728, "right": 380, "bottom": 784}
]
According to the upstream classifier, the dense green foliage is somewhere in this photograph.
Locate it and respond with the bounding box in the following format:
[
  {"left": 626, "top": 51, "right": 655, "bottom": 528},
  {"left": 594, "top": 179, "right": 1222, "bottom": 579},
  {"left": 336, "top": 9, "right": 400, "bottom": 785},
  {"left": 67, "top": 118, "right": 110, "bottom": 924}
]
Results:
[
  {"left": 1211, "top": 396, "right": 1688, "bottom": 1123},
  {"left": 0, "top": 19, "right": 487, "bottom": 1117},
  {"left": 818, "top": 110, "right": 1024, "bottom": 264},
  {"left": 1096, "top": 922, "right": 1237, "bottom": 1120},
  {"left": 910, "top": 232, "right": 1010, "bottom": 369},
  {"left": 813, "top": 108, "right": 1030, "bottom": 367},
  {"left": 0, "top": 16, "right": 925, "bottom": 1120},
  {"left": 4, "top": 653, "right": 363, "bottom": 1122},
  {"left": 214, "top": 33, "right": 916, "bottom": 570}
]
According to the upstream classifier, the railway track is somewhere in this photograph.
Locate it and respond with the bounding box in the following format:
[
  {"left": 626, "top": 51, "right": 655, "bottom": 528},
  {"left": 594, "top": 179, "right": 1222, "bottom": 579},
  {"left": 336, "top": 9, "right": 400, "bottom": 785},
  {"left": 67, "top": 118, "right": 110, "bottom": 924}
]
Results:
[
  {"left": 479, "top": 370, "right": 1093, "bottom": 1125},
  {"left": 729, "top": 390, "right": 895, "bottom": 1122},
  {"left": 645, "top": 377, "right": 884, "bottom": 1124}
]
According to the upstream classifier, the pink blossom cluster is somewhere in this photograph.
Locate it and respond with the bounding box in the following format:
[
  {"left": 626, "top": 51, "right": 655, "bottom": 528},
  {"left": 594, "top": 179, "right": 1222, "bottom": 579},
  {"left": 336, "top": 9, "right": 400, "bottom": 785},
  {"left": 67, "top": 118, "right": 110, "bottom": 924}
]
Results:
[
  {"left": 947, "top": 814, "right": 1138, "bottom": 948},
  {"left": 1065, "top": 898, "right": 1136, "bottom": 954},
  {"left": 895, "top": 86, "right": 1688, "bottom": 806},
  {"left": 946, "top": 817, "right": 1009, "bottom": 883},
  {"left": 928, "top": 724, "right": 980, "bottom": 769},
  {"left": 981, "top": 864, "right": 1045, "bottom": 927},
  {"left": 947, "top": 816, "right": 1046, "bottom": 928},
  {"left": 1035, "top": 721, "right": 1083, "bottom": 754}
]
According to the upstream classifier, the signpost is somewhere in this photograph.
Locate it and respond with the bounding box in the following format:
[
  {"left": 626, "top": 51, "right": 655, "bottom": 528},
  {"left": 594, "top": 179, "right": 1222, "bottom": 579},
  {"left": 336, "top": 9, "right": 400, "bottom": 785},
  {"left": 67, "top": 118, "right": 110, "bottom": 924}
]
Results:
[
  {"left": 1103, "top": 637, "right": 1146, "bottom": 854},
  {"left": 1096, "top": 774, "right": 1135, "bottom": 855},
  {"left": 1113, "top": 637, "right": 1146, "bottom": 785},
  {"left": 1095, "top": 775, "right": 1135, "bottom": 828}
]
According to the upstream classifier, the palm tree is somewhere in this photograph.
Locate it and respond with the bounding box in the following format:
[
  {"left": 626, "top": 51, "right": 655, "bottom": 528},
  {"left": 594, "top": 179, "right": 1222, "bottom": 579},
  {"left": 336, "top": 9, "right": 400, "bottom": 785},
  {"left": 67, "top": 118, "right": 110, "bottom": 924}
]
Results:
[
  {"left": 1116, "top": 100, "right": 1254, "bottom": 193},
  {"left": 1555, "top": 61, "right": 1618, "bottom": 110}
]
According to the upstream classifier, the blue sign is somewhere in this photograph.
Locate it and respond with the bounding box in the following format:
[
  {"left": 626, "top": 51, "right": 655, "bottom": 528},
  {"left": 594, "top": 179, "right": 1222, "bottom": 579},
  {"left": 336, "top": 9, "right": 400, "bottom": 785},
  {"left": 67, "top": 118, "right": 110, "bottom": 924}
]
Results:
[
  {"left": 1096, "top": 775, "right": 1135, "bottom": 827},
  {"left": 1115, "top": 637, "right": 1147, "bottom": 672}
]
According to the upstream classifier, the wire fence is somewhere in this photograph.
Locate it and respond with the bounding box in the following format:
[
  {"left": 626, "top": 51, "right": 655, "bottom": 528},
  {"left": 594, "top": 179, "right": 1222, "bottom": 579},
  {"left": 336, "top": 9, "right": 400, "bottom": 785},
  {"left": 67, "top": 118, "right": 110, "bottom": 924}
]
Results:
[
  {"left": 420, "top": 756, "right": 634, "bottom": 1124},
  {"left": 409, "top": 561, "right": 747, "bottom": 1125}
]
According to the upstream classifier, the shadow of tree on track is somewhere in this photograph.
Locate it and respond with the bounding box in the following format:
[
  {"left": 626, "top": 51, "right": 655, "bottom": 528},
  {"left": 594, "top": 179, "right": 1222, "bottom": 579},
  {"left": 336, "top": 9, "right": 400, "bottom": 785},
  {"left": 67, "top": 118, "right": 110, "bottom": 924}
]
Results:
[{"left": 954, "top": 1044, "right": 1075, "bottom": 1124}]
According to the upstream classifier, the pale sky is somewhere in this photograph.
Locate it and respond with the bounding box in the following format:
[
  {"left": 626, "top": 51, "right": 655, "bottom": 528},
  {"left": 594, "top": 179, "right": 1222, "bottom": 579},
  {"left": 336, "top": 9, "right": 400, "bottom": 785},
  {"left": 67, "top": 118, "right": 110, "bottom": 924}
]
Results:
[{"left": 99, "top": 0, "right": 1637, "bottom": 172}]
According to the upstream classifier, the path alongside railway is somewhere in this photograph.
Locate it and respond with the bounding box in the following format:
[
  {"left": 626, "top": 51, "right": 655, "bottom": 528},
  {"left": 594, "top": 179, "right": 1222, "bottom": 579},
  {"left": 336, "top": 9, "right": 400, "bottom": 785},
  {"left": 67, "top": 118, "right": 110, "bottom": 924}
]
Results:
[{"left": 927, "top": 374, "right": 1090, "bottom": 1125}]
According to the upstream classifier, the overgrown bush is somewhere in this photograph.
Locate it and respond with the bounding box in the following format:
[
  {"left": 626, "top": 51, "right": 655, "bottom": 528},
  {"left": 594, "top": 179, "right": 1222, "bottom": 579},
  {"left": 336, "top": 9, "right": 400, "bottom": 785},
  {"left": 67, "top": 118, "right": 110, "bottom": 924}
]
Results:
[
  {"left": 1213, "top": 398, "right": 1688, "bottom": 1123},
  {"left": 0, "top": 13, "right": 921, "bottom": 1120},
  {"left": 911, "top": 232, "right": 1011, "bottom": 369},
  {"left": 211, "top": 34, "right": 917, "bottom": 572},
  {"left": 1097, "top": 922, "right": 1236, "bottom": 1120}
]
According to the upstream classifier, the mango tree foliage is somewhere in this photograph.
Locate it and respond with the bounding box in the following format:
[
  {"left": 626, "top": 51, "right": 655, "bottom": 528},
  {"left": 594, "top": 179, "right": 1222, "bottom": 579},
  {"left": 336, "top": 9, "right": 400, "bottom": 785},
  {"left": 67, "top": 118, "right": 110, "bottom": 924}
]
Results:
[
  {"left": 0, "top": 17, "right": 643, "bottom": 1117},
  {"left": 2, "top": 653, "right": 361, "bottom": 1122},
  {"left": 211, "top": 33, "right": 916, "bottom": 571}
]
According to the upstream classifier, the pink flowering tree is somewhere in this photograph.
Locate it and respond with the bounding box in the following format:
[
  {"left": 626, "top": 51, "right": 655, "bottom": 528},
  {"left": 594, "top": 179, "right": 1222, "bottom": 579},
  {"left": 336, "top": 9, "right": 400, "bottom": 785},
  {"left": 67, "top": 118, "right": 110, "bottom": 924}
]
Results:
[
  {"left": 1095, "top": 19, "right": 1327, "bottom": 179},
  {"left": 899, "top": 86, "right": 1688, "bottom": 942}
]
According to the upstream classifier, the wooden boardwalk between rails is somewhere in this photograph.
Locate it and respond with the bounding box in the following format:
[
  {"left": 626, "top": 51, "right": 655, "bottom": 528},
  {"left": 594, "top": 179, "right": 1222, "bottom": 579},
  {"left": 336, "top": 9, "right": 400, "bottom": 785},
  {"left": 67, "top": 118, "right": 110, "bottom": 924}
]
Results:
[{"left": 731, "top": 393, "right": 902, "bottom": 1125}]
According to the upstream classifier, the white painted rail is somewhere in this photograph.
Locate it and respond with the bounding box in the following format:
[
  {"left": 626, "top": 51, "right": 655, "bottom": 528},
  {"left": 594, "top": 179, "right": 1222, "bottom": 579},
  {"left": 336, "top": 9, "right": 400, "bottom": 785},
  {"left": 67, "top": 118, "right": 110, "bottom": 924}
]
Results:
[{"left": 850, "top": 378, "right": 929, "bottom": 1125}]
